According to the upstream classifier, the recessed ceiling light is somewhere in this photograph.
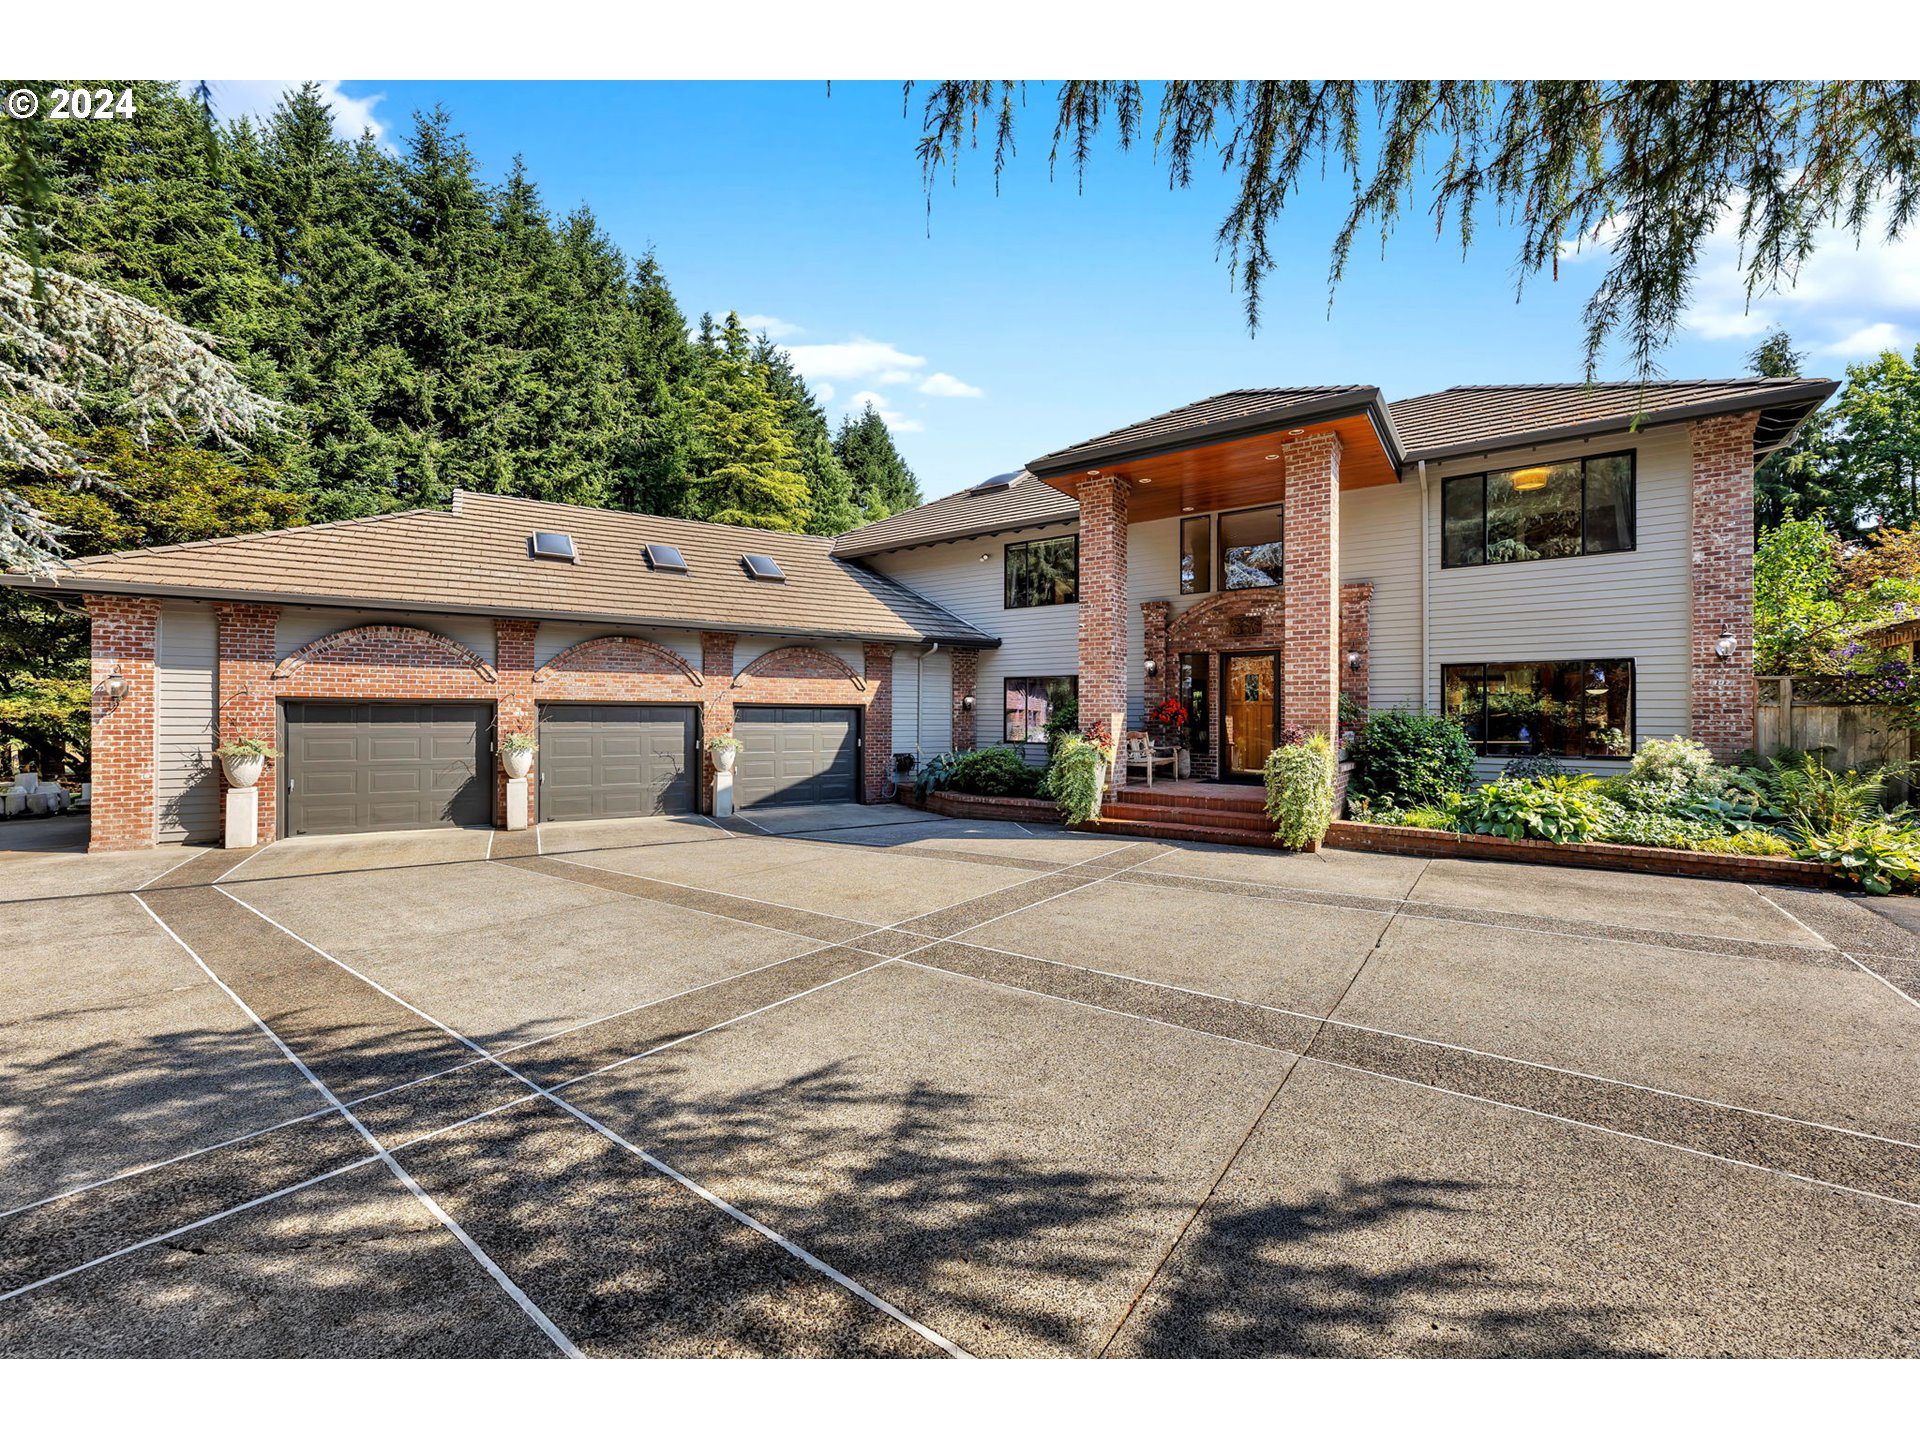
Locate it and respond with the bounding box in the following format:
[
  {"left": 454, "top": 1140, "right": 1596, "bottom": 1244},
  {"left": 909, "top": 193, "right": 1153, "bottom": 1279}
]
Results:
[
  {"left": 1182, "top": 505, "right": 1195, "bottom": 513},
  {"left": 1264, "top": 454, "right": 1280, "bottom": 461},
  {"left": 1287, "top": 427, "right": 1305, "bottom": 435},
  {"left": 1086, "top": 469, "right": 1101, "bottom": 476},
  {"left": 1139, "top": 477, "right": 1152, "bottom": 484}
]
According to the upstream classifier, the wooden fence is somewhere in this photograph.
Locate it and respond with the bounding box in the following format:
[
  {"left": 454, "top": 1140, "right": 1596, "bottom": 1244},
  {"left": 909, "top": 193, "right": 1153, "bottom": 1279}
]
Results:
[{"left": 1755, "top": 676, "right": 1913, "bottom": 800}]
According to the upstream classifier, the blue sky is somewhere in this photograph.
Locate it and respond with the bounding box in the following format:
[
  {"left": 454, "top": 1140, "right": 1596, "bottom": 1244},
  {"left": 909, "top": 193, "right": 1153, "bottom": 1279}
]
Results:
[{"left": 209, "top": 80, "right": 1920, "bottom": 502}]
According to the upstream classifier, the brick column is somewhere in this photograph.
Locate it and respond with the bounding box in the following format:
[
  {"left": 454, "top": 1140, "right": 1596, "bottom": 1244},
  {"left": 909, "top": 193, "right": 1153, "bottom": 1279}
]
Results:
[
  {"left": 862, "top": 642, "right": 895, "bottom": 803},
  {"left": 215, "top": 603, "right": 281, "bottom": 845},
  {"left": 85, "top": 595, "right": 160, "bottom": 852},
  {"left": 1339, "top": 581, "right": 1373, "bottom": 737},
  {"left": 1281, "top": 432, "right": 1341, "bottom": 738},
  {"left": 699, "top": 632, "right": 736, "bottom": 812},
  {"left": 950, "top": 646, "right": 979, "bottom": 752},
  {"left": 1690, "top": 411, "right": 1760, "bottom": 758},
  {"left": 1076, "top": 475, "right": 1130, "bottom": 788},
  {"left": 495, "top": 619, "right": 538, "bottom": 826}
]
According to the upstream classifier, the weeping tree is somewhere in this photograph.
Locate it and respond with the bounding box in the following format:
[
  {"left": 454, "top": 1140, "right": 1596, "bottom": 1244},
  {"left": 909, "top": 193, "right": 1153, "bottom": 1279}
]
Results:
[
  {"left": 910, "top": 81, "right": 1920, "bottom": 377},
  {"left": 1, "top": 207, "right": 283, "bottom": 573}
]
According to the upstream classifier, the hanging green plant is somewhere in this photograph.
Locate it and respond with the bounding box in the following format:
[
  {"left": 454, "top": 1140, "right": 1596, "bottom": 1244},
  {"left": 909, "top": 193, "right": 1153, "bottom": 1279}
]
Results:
[
  {"left": 1264, "top": 734, "right": 1335, "bottom": 849},
  {"left": 1048, "top": 733, "right": 1109, "bottom": 825}
]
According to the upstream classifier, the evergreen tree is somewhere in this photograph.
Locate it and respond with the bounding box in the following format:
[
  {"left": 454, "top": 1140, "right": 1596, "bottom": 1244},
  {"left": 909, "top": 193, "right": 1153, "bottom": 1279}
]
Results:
[
  {"left": 834, "top": 401, "right": 923, "bottom": 521},
  {"left": 753, "top": 335, "right": 859, "bottom": 534},
  {"left": 682, "top": 314, "right": 812, "bottom": 530}
]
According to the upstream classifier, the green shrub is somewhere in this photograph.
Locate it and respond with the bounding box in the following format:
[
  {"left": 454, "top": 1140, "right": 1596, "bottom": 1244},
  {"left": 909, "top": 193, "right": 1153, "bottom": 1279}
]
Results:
[
  {"left": 1500, "top": 753, "right": 1569, "bottom": 781},
  {"left": 1599, "top": 808, "right": 1724, "bottom": 850},
  {"left": 1047, "top": 734, "right": 1110, "bottom": 825},
  {"left": 1453, "top": 777, "right": 1608, "bottom": 844},
  {"left": 1264, "top": 734, "right": 1335, "bottom": 849},
  {"left": 1795, "top": 818, "right": 1920, "bottom": 895},
  {"left": 944, "top": 747, "right": 1045, "bottom": 798},
  {"left": 1347, "top": 709, "right": 1477, "bottom": 808},
  {"left": 1694, "top": 831, "right": 1795, "bottom": 857},
  {"left": 1629, "top": 736, "right": 1716, "bottom": 790},
  {"left": 1397, "top": 804, "right": 1458, "bottom": 831},
  {"left": 1042, "top": 696, "right": 1080, "bottom": 753}
]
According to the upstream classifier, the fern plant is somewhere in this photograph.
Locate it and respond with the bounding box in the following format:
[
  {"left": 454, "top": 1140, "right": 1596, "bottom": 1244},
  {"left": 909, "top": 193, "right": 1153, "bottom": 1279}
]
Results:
[{"left": 1264, "top": 734, "right": 1335, "bottom": 849}]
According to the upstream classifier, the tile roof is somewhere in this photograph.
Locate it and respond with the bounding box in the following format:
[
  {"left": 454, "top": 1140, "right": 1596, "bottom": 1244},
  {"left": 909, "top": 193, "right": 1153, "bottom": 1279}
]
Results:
[
  {"left": 1388, "top": 379, "right": 1837, "bottom": 461},
  {"left": 831, "top": 470, "right": 1080, "bottom": 558},
  {"left": 20, "top": 490, "right": 997, "bottom": 648},
  {"left": 1027, "top": 386, "right": 1379, "bottom": 475}
]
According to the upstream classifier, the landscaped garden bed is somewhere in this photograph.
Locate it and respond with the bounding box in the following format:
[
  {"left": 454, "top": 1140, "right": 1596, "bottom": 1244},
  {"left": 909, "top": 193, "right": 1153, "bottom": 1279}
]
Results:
[{"left": 1325, "top": 819, "right": 1838, "bottom": 885}]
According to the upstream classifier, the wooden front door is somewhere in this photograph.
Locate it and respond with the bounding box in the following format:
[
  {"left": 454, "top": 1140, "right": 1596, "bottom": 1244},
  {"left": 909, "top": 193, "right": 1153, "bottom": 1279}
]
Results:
[{"left": 1223, "top": 652, "right": 1279, "bottom": 779}]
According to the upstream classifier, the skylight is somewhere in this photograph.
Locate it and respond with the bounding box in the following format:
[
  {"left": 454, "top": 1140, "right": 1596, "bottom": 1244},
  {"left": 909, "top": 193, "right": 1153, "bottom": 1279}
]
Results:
[
  {"left": 644, "top": 543, "right": 688, "bottom": 573},
  {"left": 529, "top": 531, "right": 576, "bottom": 562},
  {"left": 742, "top": 554, "right": 786, "bottom": 582},
  {"left": 972, "top": 471, "right": 1019, "bottom": 493}
]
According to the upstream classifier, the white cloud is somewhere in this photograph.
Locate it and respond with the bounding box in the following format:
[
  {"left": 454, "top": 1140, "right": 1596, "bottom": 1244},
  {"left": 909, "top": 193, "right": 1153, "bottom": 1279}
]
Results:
[
  {"left": 187, "top": 81, "right": 388, "bottom": 145},
  {"left": 814, "top": 381, "right": 835, "bottom": 403},
  {"left": 850, "top": 389, "right": 923, "bottom": 433},
  {"left": 1818, "top": 321, "right": 1914, "bottom": 358},
  {"left": 1564, "top": 202, "right": 1920, "bottom": 364},
  {"left": 740, "top": 314, "right": 802, "bottom": 340},
  {"left": 781, "top": 336, "right": 928, "bottom": 383},
  {"left": 918, "top": 371, "right": 985, "bottom": 399}
]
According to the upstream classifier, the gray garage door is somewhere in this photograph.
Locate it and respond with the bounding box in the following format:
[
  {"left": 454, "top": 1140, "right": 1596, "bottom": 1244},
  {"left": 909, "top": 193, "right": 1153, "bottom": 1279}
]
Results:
[
  {"left": 282, "top": 702, "right": 490, "bottom": 837},
  {"left": 734, "top": 706, "right": 860, "bottom": 808},
  {"left": 538, "top": 704, "right": 698, "bottom": 822}
]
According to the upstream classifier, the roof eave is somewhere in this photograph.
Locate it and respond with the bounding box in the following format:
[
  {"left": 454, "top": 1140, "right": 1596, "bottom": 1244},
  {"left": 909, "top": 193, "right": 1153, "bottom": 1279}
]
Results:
[
  {"left": 1, "top": 574, "right": 1000, "bottom": 650},
  {"left": 1027, "top": 387, "right": 1403, "bottom": 479},
  {"left": 831, "top": 508, "right": 1081, "bottom": 559},
  {"left": 1400, "top": 380, "right": 1840, "bottom": 465}
]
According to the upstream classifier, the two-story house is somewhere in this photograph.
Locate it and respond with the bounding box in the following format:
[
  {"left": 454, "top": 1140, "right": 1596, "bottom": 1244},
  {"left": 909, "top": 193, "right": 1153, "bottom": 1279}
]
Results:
[{"left": 5, "top": 377, "right": 1833, "bottom": 851}]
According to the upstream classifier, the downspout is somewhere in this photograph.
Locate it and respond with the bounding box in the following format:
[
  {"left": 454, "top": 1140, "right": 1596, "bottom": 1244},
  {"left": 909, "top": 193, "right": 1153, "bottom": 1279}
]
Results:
[{"left": 1418, "top": 460, "right": 1431, "bottom": 713}]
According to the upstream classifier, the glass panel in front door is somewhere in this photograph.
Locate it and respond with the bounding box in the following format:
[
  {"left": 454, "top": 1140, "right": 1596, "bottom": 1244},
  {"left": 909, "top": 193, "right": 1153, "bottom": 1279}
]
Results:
[{"left": 1224, "top": 653, "right": 1277, "bottom": 776}]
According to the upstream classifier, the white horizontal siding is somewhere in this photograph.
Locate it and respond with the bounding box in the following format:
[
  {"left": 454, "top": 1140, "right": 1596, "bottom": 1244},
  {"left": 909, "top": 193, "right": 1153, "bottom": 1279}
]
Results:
[
  {"left": 867, "top": 523, "right": 1079, "bottom": 764},
  {"left": 890, "top": 646, "right": 953, "bottom": 766},
  {"left": 1340, "top": 482, "right": 1424, "bottom": 713},
  {"left": 275, "top": 607, "right": 498, "bottom": 667},
  {"left": 1425, "top": 424, "right": 1693, "bottom": 777},
  {"left": 156, "top": 601, "right": 218, "bottom": 842},
  {"left": 533, "top": 622, "right": 701, "bottom": 670}
]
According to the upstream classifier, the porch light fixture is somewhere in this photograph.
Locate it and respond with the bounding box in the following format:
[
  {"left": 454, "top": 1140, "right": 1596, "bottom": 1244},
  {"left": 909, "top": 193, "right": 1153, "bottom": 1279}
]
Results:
[
  {"left": 102, "top": 668, "right": 131, "bottom": 702},
  {"left": 1510, "top": 465, "right": 1553, "bottom": 492},
  {"left": 1714, "top": 623, "right": 1739, "bottom": 661},
  {"left": 1346, "top": 650, "right": 1362, "bottom": 673},
  {"left": 961, "top": 694, "right": 975, "bottom": 711},
  {"left": 1144, "top": 658, "right": 1158, "bottom": 677}
]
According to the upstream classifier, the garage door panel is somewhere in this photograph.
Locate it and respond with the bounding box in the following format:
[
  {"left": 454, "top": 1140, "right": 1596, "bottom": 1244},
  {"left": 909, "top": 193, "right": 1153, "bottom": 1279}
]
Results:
[
  {"left": 537, "top": 705, "right": 697, "bottom": 822},
  {"left": 735, "top": 707, "right": 859, "bottom": 808},
  {"left": 283, "top": 703, "right": 490, "bottom": 837}
]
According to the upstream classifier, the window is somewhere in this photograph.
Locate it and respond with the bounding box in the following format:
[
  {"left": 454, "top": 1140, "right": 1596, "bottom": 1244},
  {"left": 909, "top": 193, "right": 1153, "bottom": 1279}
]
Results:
[
  {"left": 1442, "top": 659, "right": 1634, "bottom": 758},
  {"left": 1179, "top": 515, "right": 1212, "bottom": 595},
  {"left": 644, "top": 543, "right": 688, "bottom": 573},
  {"left": 528, "top": 532, "right": 576, "bottom": 562},
  {"left": 1442, "top": 452, "right": 1636, "bottom": 568},
  {"left": 1004, "top": 676, "right": 1077, "bottom": 744},
  {"left": 741, "top": 554, "right": 785, "bottom": 581},
  {"left": 1217, "top": 506, "right": 1283, "bottom": 590},
  {"left": 1177, "top": 652, "right": 1210, "bottom": 754},
  {"left": 1004, "top": 535, "right": 1078, "bottom": 609}
]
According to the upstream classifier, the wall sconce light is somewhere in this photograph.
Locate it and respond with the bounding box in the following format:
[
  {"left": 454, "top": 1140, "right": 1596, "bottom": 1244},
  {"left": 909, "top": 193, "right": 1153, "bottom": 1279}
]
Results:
[
  {"left": 1714, "top": 623, "right": 1739, "bottom": 661},
  {"left": 102, "top": 668, "right": 132, "bottom": 702},
  {"left": 1346, "top": 649, "right": 1362, "bottom": 673},
  {"left": 1144, "top": 658, "right": 1158, "bottom": 677},
  {"left": 980, "top": 552, "right": 991, "bottom": 563},
  {"left": 961, "top": 694, "right": 975, "bottom": 712}
]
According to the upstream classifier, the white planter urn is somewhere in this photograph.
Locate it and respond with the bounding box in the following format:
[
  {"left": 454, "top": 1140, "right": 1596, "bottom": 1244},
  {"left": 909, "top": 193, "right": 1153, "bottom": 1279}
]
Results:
[
  {"left": 712, "top": 746, "right": 738, "bottom": 774},
  {"left": 221, "top": 753, "right": 266, "bottom": 789},
  {"left": 502, "top": 749, "right": 534, "bottom": 780},
  {"left": 1092, "top": 760, "right": 1108, "bottom": 816}
]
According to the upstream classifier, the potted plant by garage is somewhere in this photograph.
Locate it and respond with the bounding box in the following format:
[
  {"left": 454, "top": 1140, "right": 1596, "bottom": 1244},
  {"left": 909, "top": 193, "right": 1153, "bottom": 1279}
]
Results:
[
  {"left": 706, "top": 734, "right": 741, "bottom": 774},
  {"left": 213, "top": 737, "right": 278, "bottom": 789},
  {"left": 500, "top": 732, "right": 537, "bottom": 779}
]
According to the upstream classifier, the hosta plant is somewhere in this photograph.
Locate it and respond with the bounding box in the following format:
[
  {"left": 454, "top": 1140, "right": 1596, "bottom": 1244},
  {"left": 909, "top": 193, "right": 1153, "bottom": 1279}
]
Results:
[
  {"left": 1796, "top": 819, "right": 1920, "bottom": 895},
  {"left": 1452, "top": 777, "right": 1608, "bottom": 844}
]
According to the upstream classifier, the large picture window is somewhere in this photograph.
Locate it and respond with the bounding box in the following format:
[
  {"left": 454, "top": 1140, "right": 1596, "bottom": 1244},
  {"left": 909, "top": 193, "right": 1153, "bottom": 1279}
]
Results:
[
  {"left": 1218, "top": 506, "right": 1283, "bottom": 590},
  {"left": 1179, "top": 515, "right": 1212, "bottom": 595},
  {"left": 1004, "top": 535, "right": 1079, "bottom": 609},
  {"left": 1442, "top": 659, "right": 1634, "bottom": 758},
  {"left": 1004, "top": 675, "right": 1077, "bottom": 744},
  {"left": 1441, "top": 452, "right": 1635, "bottom": 568}
]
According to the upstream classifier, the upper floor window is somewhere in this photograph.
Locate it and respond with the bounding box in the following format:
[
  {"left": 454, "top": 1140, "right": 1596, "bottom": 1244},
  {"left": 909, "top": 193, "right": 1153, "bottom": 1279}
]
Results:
[
  {"left": 1218, "top": 506, "right": 1284, "bottom": 590},
  {"left": 1179, "top": 515, "right": 1212, "bottom": 595},
  {"left": 1004, "top": 535, "right": 1078, "bottom": 609},
  {"left": 1442, "top": 451, "right": 1635, "bottom": 568}
]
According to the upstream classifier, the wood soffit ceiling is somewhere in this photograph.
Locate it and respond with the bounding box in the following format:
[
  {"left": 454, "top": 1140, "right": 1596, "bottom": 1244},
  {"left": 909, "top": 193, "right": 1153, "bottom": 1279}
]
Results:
[{"left": 1035, "top": 414, "right": 1398, "bottom": 523}]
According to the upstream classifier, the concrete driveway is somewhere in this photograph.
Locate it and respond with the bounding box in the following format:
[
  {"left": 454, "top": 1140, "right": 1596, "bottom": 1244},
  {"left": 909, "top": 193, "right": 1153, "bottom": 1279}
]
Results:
[{"left": 1, "top": 806, "right": 1916, "bottom": 1358}]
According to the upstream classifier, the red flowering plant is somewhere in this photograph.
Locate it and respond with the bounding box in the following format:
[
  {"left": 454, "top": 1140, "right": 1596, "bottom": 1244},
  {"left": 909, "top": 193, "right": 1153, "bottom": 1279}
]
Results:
[
  {"left": 1148, "top": 696, "right": 1190, "bottom": 748},
  {"left": 1081, "top": 718, "right": 1116, "bottom": 760}
]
